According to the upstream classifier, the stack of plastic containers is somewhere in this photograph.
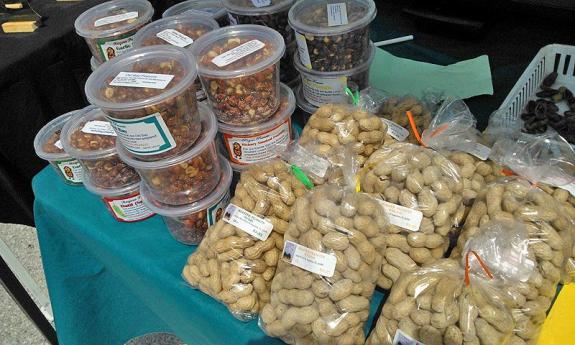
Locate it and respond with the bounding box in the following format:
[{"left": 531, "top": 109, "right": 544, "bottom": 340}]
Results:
[
  {"left": 84, "top": 45, "right": 231, "bottom": 242},
  {"left": 190, "top": 25, "right": 296, "bottom": 172},
  {"left": 288, "top": 0, "right": 376, "bottom": 111}
]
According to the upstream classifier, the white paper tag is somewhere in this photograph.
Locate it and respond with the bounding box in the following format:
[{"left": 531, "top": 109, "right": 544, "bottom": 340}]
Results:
[
  {"left": 301, "top": 75, "right": 348, "bottom": 107},
  {"left": 382, "top": 119, "right": 410, "bottom": 141},
  {"left": 282, "top": 240, "right": 337, "bottom": 277},
  {"left": 183, "top": 7, "right": 220, "bottom": 15},
  {"left": 295, "top": 32, "right": 312, "bottom": 69},
  {"left": 392, "top": 329, "right": 424, "bottom": 345},
  {"left": 459, "top": 142, "right": 491, "bottom": 160},
  {"left": 156, "top": 29, "right": 194, "bottom": 48},
  {"left": 107, "top": 113, "right": 177, "bottom": 155},
  {"left": 94, "top": 11, "right": 138, "bottom": 27},
  {"left": 227, "top": 12, "right": 238, "bottom": 25},
  {"left": 110, "top": 72, "right": 175, "bottom": 90},
  {"left": 377, "top": 200, "right": 423, "bottom": 232},
  {"left": 212, "top": 40, "right": 265, "bottom": 67},
  {"left": 327, "top": 3, "right": 348, "bottom": 27},
  {"left": 81, "top": 120, "right": 117, "bottom": 136},
  {"left": 287, "top": 144, "right": 330, "bottom": 178},
  {"left": 54, "top": 140, "right": 63, "bottom": 150},
  {"left": 250, "top": 0, "right": 271, "bottom": 7},
  {"left": 223, "top": 204, "right": 273, "bottom": 241}
]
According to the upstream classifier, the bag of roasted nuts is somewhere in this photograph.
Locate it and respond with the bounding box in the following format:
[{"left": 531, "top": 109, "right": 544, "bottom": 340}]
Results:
[
  {"left": 259, "top": 184, "right": 389, "bottom": 345},
  {"left": 357, "top": 142, "right": 464, "bottom": 289},
  {"left": 366, "top": 258, "right": 516, "bottom": 345}
]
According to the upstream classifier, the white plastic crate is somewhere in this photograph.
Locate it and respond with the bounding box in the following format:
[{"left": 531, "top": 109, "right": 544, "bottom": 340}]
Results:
[{"left": 493, "top": 44, "right": 575, "bottom": 129}]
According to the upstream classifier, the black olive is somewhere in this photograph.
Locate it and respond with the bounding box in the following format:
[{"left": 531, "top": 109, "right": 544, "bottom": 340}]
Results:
[
  {"left": 536, "top": 89, "right": 559, "bottom": 98},
  {"left": 541, "top": 71, "right": 558, "bottom": 88}
]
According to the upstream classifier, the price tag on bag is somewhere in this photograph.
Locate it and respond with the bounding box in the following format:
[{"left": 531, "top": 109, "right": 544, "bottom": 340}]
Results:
[
  {"left": 223, "top": 204, "right": 273, "bottom": 241},
  {"left": 282, "top": 240, "right": 336, "bottom": 277}
]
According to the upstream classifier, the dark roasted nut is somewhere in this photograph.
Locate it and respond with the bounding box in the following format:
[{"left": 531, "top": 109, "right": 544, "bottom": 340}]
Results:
[
  {"left": 520, "top": 113, "right": 534, "bottom": 121},
  {"left": 225, "top": 0, "right": 294, "bottom": 43},
  {"left": 541, "top": 71, "right": 558, "bottom": 88},
  {"left": 42, "top": 130, "right": 65, "bottom": 154},
  {"left": 536, "top": 89, "right": 558, "bottom": 98}
]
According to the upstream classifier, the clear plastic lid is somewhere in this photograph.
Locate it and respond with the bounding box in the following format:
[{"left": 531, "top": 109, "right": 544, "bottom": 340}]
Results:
[
  {"left": 190, "top": 24, "right": 285, "bottom": 78},
  {"left": 74, "top": 0, "right": 154, "bottom": 39},
  {"left": 218, "top": 83, "right": 294, "bottom": 135},
  {"left": 222, "top": 0, "right": 293, "bottom": 15},
  {"left": 132, "top": 14, "right": 220, "bottom": 49},
  {"left": 294, "top": 84, "right": 317, "bottom": 114},
  {"left": 140, "top": 155, "right": 232, "bottom": 217},
  {"left": 85, "top": 46, "right": 198, "bottom": 111},
  {"left": 90, "top": 57, "right": 101, "bottom": 72},
  {"left": 60, "top": 107, "right": 118, "bottom": 160},
  {"left": 34, "top": 108, "right": 92, "bottom": 161},
  {"left": 82, "top": 168, "right": 141, "bottom": 197},
  {"left": 116, "top": 102, "right": 217, "bottom": 169},
  {"left": 288, "top": 0, "right": 376, "bottom": 36},
  {"left": 294, "top": 41, "right": 374, "bottom": 76},
  {"left": 162, "top": 0, "right": 228, "bottom": 20}
]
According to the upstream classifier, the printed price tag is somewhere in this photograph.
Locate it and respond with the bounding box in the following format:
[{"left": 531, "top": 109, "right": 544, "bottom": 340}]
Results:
[
  {"left": 287, "top": 144, "right": 330, "bottom": 178},
  {"left": 94, "top": 11, "right": 138, "bottom": 27},
  {"left": 212, "top": 40, "right": 265, "bottom": 67},
  {"left": 295, "top": 32, "right": 312, "bottom": 69},
  {"left": 54, "top": 140, "right": 63, "bottom": 150},
  {"left": 110, "top": 72, "right": 174, "bottom": 89},
  {"left": 156, "top": 29, "right": 194, "bottom": 47},
  {"left": 108, "top": 113, "right": 176, "bottom": 155},
  {"left": 392, "top": 329, "right": 424, "bottom": 345},
  {"left": 223, "top": 204, "right": 273, "bottom": 241},
  {"left": 250, "top": 0, "right": 271, "bottom": 7},
  {"left": 377, "top": 200, "right": 423, "bottom": 232},
  {"left": 382, "top": 119, "right": 410, "bottom": 141},
  {"left": 459, "top": 142, "right": 491, "bottom": 160},
  {"left": 327, "top": 3, "right": 348, "bottom": 27},
  {"left": 81, "top": 120, "right": 117, "bottom": 136},
  {"left": 282, "top": 240, "right": 337, "bottom": 277}
]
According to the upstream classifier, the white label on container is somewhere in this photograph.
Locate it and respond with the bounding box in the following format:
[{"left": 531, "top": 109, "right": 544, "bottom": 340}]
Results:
[
  {"left": 207, "top": 191, "right": 231, "bottom": 226},
  {"left": 223, "top": 120, "right": 291, "bottom": 164},
  {"left": 223, "top": 204, "right": 273, "bottom": 241},
  {"left": 55, "top": 159, "right": 83, "bottom": 183},
  {"left": 382, "top": 119, "right": 409, "bottom": 141},
  {"left": 392, "top": 330, "right": 424, "bottom": 345},
  {"left": 103, "top": 193, "right": 154, "bottom": 222},
  {"left": 183, "top": 8, "right": 220, "bottom": 16},
  {"left": 377, "top": 200, "right": 423, "bottom": 232},
  {"left": 282, "top": 240, "right": 336, "bottom": 277},
  {"left": 110, "top": 72, "right": 174, "bottom": 90},
  {"left": 287, "top": 144, "right": 330, "bottom": 178},
  {"left": 54, "top": 140, "right": 63, "bottom": 150},
  {"left": 107, "top": 113, "right": 176, "bottom": 155},
  {"left": 327, "top": 3, "right": 348, "bottom": 27},
  {"left": 295, "top": 32, "right": 312, "bottom": 69},
  {"left": 81, "top": 120, "right": 117, "bottom": 136},
  {"left": 251, "top": 0, "right": 271, "bottom": 7},
  {"left": 94, "top": 11, "right": 139, "bottom": 27},
  {"left": 156, "top": 29, "right": 194, "bottom": 48},
  {"left": 459, "top": 142, "right": 491, "bottom": 160},
  {"left": 212, "top": 39, "right": 265, "bottom": 67},
  {"left": 227, "top": 12, "right": 238, "bottom": 25},
  {"left": 97, "top": 34, "right": 135, "bottom": 61},
  {"left": 301, "top": 74, "right": 347, "bottom": 107}
]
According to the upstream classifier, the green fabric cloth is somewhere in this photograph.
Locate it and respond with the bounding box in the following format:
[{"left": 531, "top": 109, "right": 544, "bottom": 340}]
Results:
[{"left": 33, "top": 167, "right": 385, "bottom": 345}]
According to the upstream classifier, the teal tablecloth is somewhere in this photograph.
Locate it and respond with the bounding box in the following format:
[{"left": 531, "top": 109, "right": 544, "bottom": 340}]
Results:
[{"left": 33, "top": 167, "right": 386, "bottom": 345}]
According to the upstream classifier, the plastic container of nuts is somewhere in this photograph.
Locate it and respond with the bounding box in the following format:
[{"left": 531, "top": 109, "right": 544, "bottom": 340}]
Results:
[
  {"left": 295, "top": 41, "right": 374, "bottom": 107},
  {"left": 74, "top": 0, "right": 154, "bottom": 64},
  {"left": 85, "top": 46, "right": 201, "bottom": 161},
  {"left": 34, "top": 109, "right": 87, "bottom": 185},
  {"left": 191, "top": 24, "right": 285, "bottom": 125},
  {"left": 162, "top": 0, "right": 229, "bottom": 28},
  {"left": 218, "top": 83, "right": 295, "bottom": 165},
  {"left": 117, "top": 103, "right": 221, "bottom": 205},
  {"left": 222, "top": 0, "right": 294, "bottom": 43},
  {"left": 82, "top": 170, "right": 154, "bottom": 222},
  {"left": 140, "top": 155, "right": 232, "bottom": 244},
  {"left": 289, "top": 0, "right": 376, "bottom": 72},
  {"left": 61, "top": 107, "right": 140, "bottom": 189}
]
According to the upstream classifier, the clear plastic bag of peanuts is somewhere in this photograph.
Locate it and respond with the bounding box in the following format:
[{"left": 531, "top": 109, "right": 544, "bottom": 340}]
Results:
[
  {"left": 182, "top": 159, "right": 311, "bottom": 321},
  {"left": 258, "top": 180, "right": 390, "bottom": 345},
  {"left": 357, "top": 142, "right": 463, "bottom": 289},
  {"left": 366, "top": 257, "right": 517, "bottom": 345},
  {"left": 452, "top": 178, "right": 574, "bottom": 345}
]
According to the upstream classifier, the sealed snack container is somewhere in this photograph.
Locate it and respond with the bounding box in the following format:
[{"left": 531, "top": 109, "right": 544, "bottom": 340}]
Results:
[
  {"left": 117, "top": 103, "right": 220, "bottom": 205},
  {"left": 223, "top": 0, "right": 294, "bottom": 43},
  {"left": 74, "top": 0, "right": 154, "bottom": 64},
  {"left": 34, "top": 109, "right": 86, "bottom": 185},
  {"left": 82, "top": 171, "right": 154, "bottom": 222},
  {"left": 85, "top": 46, "right": 201, "bottom": 161},
  {"left": 191, "top": 25, "right": 285, "bottom": 125},
  {"left": 61, "top": 107, "right": 140, "bottom": 189},
  {"left": 141, "top": 155, "right": 232, "bottom": 244},
  {"left": 289, "top": 0, "right": 376, "bottom": 72},
  {"left": 218, "top": 83, "right": 295, "bottom": 165},
  {"left": 295, "top": 41, "right": 373, "bottom": 107},
  {"left": 163, "top": 0, "right": 229, "bottom": 27}
]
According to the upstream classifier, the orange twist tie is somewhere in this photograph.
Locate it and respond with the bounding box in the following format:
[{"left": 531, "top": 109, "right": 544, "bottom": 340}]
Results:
[
  {"left": 406, "top": 110, "right": 426, "bottom": 147},
  {"left": 464, "top": 250, "right": 494, "bottom": 286}
]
